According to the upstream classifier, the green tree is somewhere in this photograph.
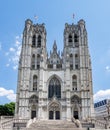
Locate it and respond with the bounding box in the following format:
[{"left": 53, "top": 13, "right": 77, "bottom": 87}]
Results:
[
  {"left": 0, "top": 102, "right": 15, "bottom": 116},
  {"left": 0, "top": 105, "right": 6, "bottom": 116}
]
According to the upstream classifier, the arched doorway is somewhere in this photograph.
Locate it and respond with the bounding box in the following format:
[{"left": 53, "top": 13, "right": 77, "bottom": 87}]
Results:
[
  {"left": 31, "top": 105, "right": 36, "bottom": 119},
  {"left": 73, "top": 106, "right": 79, "bottom": 119},
  {"left": 29, "top": 95, "right": 38, "bottom": 119},
  {"left": 49, "top": 102, "right": 60, "bottom": 120},
  {"left": 48, "top": 77, "right": 61, "bottom": 99},
  {"left": 71, "top": 95, "right": 81, "bottom": 119}
]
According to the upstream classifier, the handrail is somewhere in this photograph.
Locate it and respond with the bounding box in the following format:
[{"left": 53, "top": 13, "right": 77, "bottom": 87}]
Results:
[
  {"left": 1, "top": 117, "right": 29, "bottom": 130},
  {"left": 91, "top": 119, "right": 106, "bottom": 129}
]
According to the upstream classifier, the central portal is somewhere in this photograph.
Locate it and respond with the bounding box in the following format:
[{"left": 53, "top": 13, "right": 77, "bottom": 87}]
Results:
[
  {"left": 56, "top": 111, "right": 60, "bottom": 119},
  {"left": 49, "top": 102, "right": 60, "bottom": 120},
  {"left": 49, "top": 110, "right": 60, "bottom": 120}
]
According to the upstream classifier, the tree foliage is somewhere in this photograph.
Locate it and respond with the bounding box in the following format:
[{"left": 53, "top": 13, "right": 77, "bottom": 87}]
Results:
[{"left": 0, "top": 102, "right": 15, "bottom": 116}]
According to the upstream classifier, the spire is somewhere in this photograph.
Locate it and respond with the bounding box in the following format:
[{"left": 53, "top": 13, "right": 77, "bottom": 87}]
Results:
[{"left": 53, "top": 40, "right": 57, "bottom": 52}]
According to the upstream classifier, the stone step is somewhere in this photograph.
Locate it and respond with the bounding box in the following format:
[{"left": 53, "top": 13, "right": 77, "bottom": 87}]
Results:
[
  {"left": 23, "top": 120, "right": 86, "bottom": 130},
  {"left": 31, "top": 121, "right": 76, "bottom": 127},
  {"left": 24, "top": 128, "right": 86, "bottom": 130}
]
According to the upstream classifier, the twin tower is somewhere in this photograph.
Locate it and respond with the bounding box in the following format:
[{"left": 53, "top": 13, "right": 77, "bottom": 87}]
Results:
[{"left": 15, "top": 19, "right": 94, "bottom": 120}]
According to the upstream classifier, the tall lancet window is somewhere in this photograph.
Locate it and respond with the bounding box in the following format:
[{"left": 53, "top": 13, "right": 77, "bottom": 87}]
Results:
[
  {"left": 31, "top": 54, "right": 35, "bottom": 69},
  {"left": 37, "top": 35, "right": 41, "bottom": 47},
  {"left": 72, "top": 75, "right": 77, "bottom": 91},
  {"left": 33, "top": 75, "right": 37, "bottom": 91},
  {"left": 48, "top": 77, "right": 61, "bottom": 99},
  {"left": 37, "top": 54, "right": 40, "bottom": 69},
  {"left": 68, "top": 34, "right": 73, "bottom": 46},
  {"left": 74, "top": 34, "right": 79, "bottom": 47},
  {"left": 75, "top": 54, "right": 79, "bottom": 69},
  {"left": 32, "top": 35, "right": 36, "bottom": 47},
  {"left": 70, "top": 54, "right": 73, "bottom": 69}
]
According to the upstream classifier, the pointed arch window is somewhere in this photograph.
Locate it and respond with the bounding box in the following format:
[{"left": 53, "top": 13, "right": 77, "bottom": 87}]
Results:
[
  {"left": 37, "top": 54, "right": 40, "bottom": 69},
  {"left": 72, "top": 75, "right": 77, "bottom": 91},
  {"left": 48, "top": 77, "right": 61, "bottom": 99},
  {"left": 74, "top": 34, "right": 78, "bottom": 42},
  {"left": 70, "top": 54, "right": 73, "bottom": 64},
  {"left": 37, "top": 35, "right": 41, "bottom": 47},
  {"left": 32, "top": 35, "right": 36, "bottom": 47},
  {"left": 74, "top": 34, "right": 79, "bottom": 47},
  {"left": 70, "top": 54, "right": 73, "bottom": 69},
  {"left": 33, "top": 75, "right": 38, "bottom": 91},
  {"left": 31, "top": 54, "right": 35, "bottom": 69},
  {"left": 75, "top": 54, "right": 79, "bottom": 69},
  {"left": 68, "top": 34, "right": 73, "bottom": 42}
]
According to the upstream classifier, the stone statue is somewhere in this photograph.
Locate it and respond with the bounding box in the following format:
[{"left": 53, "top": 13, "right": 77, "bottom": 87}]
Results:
[{"left": 71, "top": 117, "right": 82, "bottom": 128}]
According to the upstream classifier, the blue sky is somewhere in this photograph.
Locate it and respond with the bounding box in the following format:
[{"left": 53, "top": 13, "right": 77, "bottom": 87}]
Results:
[{"left": 0, "top": 0, "right": 110, "bottom": 104}]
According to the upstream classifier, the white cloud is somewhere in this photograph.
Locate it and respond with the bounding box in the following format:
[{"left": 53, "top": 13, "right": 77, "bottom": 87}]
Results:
[
  {"left": 5, "top": 35, "right": 22, "bottom": 70},
  {"left": 15, "top": 36, "right": 20, "bottom": 39},
  {"left": 106, "top": 66, "right": 110, "bottom": 72},
  {"left": 94, "top": 89, "right": 110, "bottom": 102},
  {"left": 0, "top": 87, "right": 16, "bottom": 102},
  {"left": 9, "top": 47, "right": 15, "bottom": 52},
  {"left": 6, "top": 64, "right": 10, "bottom": 67},
  {"left": 16, "top": 40, "right": 21, "bottom": 45},
  {"left": 13, "top": 65, "right": 18, "bottom": 70}
]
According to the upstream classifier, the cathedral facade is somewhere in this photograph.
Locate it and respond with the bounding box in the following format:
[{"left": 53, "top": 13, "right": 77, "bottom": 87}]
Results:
[{"left": 15, "top": 19, "right": 94, "bottom": 121}]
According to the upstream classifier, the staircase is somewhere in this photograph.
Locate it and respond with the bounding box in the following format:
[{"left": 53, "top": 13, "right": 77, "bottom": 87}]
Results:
[
  {"left": 23, "top": 120, "right": 86, "bottom": 130},
  {"left": 0, "top": 116, "right": 14, "bottom": 130},
  {"left": 0, "top": 117, "right": 28, "bottom": 130}
]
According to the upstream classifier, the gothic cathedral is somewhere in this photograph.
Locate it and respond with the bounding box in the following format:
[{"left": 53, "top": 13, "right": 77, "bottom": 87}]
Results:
[{"left": 15, "top": 19, "right": 94, "bottom": 121}]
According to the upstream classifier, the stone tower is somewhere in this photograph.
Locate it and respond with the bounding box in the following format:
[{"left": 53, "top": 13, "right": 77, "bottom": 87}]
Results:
[{"left": 15, "top": 19, "right": 94, "bottom": 121}]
